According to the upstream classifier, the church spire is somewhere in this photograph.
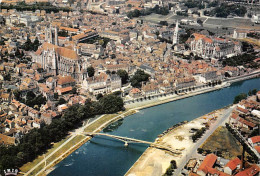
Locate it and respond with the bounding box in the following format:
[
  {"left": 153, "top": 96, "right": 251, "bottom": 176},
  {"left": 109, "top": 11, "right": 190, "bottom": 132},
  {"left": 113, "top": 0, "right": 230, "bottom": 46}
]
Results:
[
  {"left": 54, "top": 25, "right": 59, "bottom": 46},
  {"left": 172, "top": 20, "right": 179, "bottom": 45}
]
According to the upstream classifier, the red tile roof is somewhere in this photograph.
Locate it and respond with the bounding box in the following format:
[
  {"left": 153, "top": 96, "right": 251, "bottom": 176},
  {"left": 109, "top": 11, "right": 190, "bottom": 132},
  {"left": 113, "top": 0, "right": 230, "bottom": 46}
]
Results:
[
  {"left": 235, "top": 164, "right": 260, "bottom": 176},
  {"left": 237, "top": 107, "right": 249, "bottom": 114},
  {"left": 255, "top": 146, "right": 260, "bottom": 154},
  {"left": 55, "top": 47, "right": 78, "bottom": 60},
  {"left": 57, "top": 75, "right": 75, "bottom": 85},
  {"left": 130, "top": 88, "right": 141, "bottom": 94},
  {"left": 225, "top": 157, "right": 241, "bottom": 171},
  {"left": 250, "top": 136, "right": 260, "bottom": 144},
  {"left": 58, "top": 86, "right": 72, "bottom": 93},
  {"left": 198, "top": 154, "right": 217, "bottom": 173},
  {"left": 239, "top": 118, "right": 256, "bottom": 128}
]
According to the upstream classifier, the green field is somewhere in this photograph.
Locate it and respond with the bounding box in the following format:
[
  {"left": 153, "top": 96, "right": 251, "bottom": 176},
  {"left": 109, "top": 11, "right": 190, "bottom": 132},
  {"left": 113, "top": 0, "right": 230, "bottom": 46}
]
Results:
[{"left": 201, "top": 126, "right": 242, "bottom": 159}]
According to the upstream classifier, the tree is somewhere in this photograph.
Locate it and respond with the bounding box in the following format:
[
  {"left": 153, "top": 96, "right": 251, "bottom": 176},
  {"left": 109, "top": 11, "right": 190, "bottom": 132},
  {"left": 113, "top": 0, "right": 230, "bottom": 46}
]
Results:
[
  {"left": 33, "top": 37, "right": 40, "bottom": 51},
  {"left": 233, "top": 93, "right": 247, "bottom": 104},
  {"left": 159, "top": 21, "right": 168, "bottom": 26},
  {"left": 54, "top": 93, "right": 59, "bottom": 100},
  {"left": 57, "top": 98, "right": 66, "bottom": 105},
  {"left": 130, "top": 69, "right": 150, "bottom": 88},
  {"left": 116, "top": 70, "right": 129, "bottom": 84},
  {"left": 13, "top": 90, "right": 21, "bottom": 100},
  {"left": 197, "top": 19, "right": 203, "bottom": 26},
  {"left": 71, "top": 87, "right": 77, "bottom": 94},
  {"left": 96, "top": 93, "right": 103, "bottom": 100},
  {"left": 87, "top": 66, "right": 95, "bottom": 77},
  {"left": 15, "top": 48, "right": 22, "bottom": 58},
  {"left": 197, "top": 148, "right": 204, "bottom": 154},
  {"left": 4, "top": 73, "right": 11, "bottom": 81},
  {"left": 248, "top": 90, "right": 252, "bottom": 96},
  {"left": 22, "top": 38, "right": 33, "bottom": 51},
  {"left": 58, "top": 29, "right": 68, "bottom": 37},
  {"left": 170, "top": 160, "right": 177, "bottom": 169},
  {"left": 252, "top": 89, "right": 257, "bottom": 95},
  {"left": 99, "top": 94, "right": 124, "bottom": 114},
  {"left": 26, "top": 91, "right": 36, "bottom": 100}
]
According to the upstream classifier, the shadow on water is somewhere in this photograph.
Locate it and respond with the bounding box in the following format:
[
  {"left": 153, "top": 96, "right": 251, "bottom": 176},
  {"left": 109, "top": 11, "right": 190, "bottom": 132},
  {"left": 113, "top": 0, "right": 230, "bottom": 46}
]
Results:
[
  {"left": 231, "top": 80, "right": 245, "bottom": 87},
  {"left": 103, "top": 119, "right": 124, "bottom": 133}
]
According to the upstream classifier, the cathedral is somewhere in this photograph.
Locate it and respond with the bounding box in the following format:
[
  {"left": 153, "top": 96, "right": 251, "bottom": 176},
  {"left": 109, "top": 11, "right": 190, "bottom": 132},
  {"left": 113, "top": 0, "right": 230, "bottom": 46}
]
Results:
[{"left": 33, "top": 25, "right": 85, "bottom": 80}]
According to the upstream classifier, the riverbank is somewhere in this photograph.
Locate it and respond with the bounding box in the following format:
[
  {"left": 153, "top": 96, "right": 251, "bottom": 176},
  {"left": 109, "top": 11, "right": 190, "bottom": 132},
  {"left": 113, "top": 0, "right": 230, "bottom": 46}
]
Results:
[
  {"left": 125, "top": 106, "right": 232, "bottom": 176},
  {"left": 21, "top": 72, "right": 260, "bottom": 176}
]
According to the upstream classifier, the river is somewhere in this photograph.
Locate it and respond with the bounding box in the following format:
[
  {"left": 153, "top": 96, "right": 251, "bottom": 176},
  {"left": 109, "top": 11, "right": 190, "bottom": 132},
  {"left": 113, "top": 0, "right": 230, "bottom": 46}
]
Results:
[{"left": 49, "top": 78, "right": 260, "bottom": 176}]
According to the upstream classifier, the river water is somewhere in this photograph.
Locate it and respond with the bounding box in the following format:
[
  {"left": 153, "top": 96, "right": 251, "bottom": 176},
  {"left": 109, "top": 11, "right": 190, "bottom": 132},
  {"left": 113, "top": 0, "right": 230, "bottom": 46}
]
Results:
[{"left": 50, "top": 78, "right": 260, "bottom": 176}]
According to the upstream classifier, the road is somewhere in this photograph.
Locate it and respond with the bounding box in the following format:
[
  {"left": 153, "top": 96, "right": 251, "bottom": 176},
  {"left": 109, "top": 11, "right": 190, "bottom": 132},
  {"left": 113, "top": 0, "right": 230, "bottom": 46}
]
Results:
[
  {"left": 174, "top": 106, "right": 234, "bottom": 176},
  {"left": 24, "top": 114, "right": 105, "bottom": 176}
]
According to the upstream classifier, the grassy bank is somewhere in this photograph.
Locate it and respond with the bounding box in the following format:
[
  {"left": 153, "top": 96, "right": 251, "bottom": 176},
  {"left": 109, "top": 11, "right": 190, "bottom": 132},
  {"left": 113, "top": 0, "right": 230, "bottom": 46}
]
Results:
[
  {"left": 19, "top": 109, "right": 137, "bottom": 176},
  {"left": 200, "top": 126, "right": 242, "bottom": 159}
]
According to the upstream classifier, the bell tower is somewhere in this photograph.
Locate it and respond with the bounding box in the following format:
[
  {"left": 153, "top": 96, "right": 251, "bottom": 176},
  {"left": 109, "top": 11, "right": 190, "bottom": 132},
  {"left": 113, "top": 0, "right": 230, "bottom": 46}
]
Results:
[{"left": 172, "top": 20, "right": 179, "bottom": 45}]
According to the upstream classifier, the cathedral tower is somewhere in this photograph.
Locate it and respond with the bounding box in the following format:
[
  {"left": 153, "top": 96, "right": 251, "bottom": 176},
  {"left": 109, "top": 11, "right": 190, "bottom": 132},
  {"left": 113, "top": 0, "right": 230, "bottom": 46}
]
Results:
[
  {"left": 54, "top": 26, "right": 59, "bottom": 46},
  {"left": 172, "top": 20, "right": 179, "bottom": 45}
]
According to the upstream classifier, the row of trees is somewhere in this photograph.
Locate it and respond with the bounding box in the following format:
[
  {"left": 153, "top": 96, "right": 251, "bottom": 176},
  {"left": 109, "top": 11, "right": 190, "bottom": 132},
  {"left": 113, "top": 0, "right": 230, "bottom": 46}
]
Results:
[
  {"left": 192, "top": 127, "right": 206, "bottom": 142},
  {"left": 0, "top": 94, "right": 124, "bottom": 173},
  {"left": 206, "top": 3, "right": 247, "bottom": 18},
  {"left": 233, "top": 89, "right": 258, "bottom": 104},
  {"left": 247, "top": 32, "right": 260, "bottom": 40},
  {"left": 222, "top": 53, "right": 258, "bottom": 69},
  {"left": 127, "top": 5, "right": 169, "bottom": 19},
  {"left": 21, "top": 38, "right": 40, "bottom": 52},
  {"left": 13, "top": 90, "right": 46, "bottom": 110},
  {"left": 184, "top": 0, "right": 205, "bottom": 9}
]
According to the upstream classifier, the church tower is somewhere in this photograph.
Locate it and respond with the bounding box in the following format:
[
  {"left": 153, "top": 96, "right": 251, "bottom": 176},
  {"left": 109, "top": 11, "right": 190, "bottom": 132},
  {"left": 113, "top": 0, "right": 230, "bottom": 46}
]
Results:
[
  {"left": 54, "top": 26, "right": 59, "bottom": 46},
  {"left": 172, "top": 20, "right": 179, "bottom": 45}
]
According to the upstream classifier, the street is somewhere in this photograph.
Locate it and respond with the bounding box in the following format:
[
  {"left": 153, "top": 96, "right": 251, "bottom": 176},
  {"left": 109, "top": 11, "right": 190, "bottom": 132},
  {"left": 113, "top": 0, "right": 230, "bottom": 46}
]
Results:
[{"left": 174, "top": 106, "right": 234, "bottom": 176}]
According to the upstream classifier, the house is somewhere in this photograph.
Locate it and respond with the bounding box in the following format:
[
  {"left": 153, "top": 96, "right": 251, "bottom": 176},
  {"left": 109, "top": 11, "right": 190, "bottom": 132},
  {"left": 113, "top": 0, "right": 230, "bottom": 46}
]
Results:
[
  {"left": 224, "top": 157, "right": 241, "bottom": 175},
  {"left": 46, "top": 77, "right": 57, "bottom": 90},
  {"left": 57, "top": 75, "right": 75, "bottom": 88},
  {"left": 0, "top": 133, "right": 16, "bottom": 145},
  {"left": 56, "top": 86, "right": 72, "bottom": 95},
  {"left": 58, "top": 104, "right": 68, "bottom": 112},
  {"left": 78, "top": 43, "right": 103, "bottom": 59},
  {"left": 176, "top": 77, "right": 196, "bottom": 90},
  {"left": 68, "top": 95, "right": 86, "bottom": 106},
  {"left": 142, "top": 82, "right": 159, "bottom": 96},
  {"left": 248, "top": 136, "right": 260, "bottom": 147},
  {"left": 129, "top": 88, "right": 141, "bottom": 98},
  {"left": 235, "top": 164, "right": 260, "bottom": 176},
  {"left": 41, "top": 110, "right": 59, "bottom": 125},
  {"left": 237, "top": 118, "right": 256, "bottom": 130},
  {"left": 233, "top": 29, "right": 247, "bottom": 39},
  {"left": 110, "top": 74, "right": 122, "bottom": 91},
  {"left": 197, "top": 154, "right": 217, "bottom": 176},
  {"left": 82, "top": 73, "right": 121, "bottom": 95},
  {"left": 229, "top": 112, "right": 239, "bottom": 124},
  {"left": 236, "top": 106, "right": 249, "bottom": 115}
]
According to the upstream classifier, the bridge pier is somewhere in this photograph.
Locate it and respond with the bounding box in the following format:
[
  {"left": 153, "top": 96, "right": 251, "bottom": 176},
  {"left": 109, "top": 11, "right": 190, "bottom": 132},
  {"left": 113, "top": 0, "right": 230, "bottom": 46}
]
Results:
[{"left": 124, "top": 142, "right": 128, "bottom": 147}]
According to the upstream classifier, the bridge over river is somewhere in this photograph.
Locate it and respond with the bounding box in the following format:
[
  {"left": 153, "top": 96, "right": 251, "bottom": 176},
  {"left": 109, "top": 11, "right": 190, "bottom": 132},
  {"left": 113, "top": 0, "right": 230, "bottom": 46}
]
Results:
[{"left": 83, "top": 132, "right": 181, "bottom": 155}]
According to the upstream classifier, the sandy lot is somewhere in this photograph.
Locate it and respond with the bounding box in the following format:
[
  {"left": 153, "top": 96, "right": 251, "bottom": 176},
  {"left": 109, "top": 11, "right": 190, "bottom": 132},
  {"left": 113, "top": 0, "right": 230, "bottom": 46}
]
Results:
[{"left": 126, "top": 109, "right": 225, "bottom": 176}]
